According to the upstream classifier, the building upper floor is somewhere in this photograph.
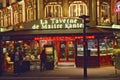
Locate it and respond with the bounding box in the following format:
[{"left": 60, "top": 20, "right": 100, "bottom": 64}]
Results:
[{"left": 0, "top": 0, "right": 120, "bottom": 32}]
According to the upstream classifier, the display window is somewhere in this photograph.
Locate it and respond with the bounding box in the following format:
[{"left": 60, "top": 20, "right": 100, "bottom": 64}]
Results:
[
  {"left": 87, "top": 39, "right": 98, "bottom": 56},
  {"left": 100, "top": 2, "right": 110, "bottom": 25},
  {"left": 99, "top": 38, "right": 113, "bottom": 56},
  {"left": 107, "top": 39, "right": 114, "bottom": 55},
  {"left": 77, "top": 39, "right": 98, "bottom": 56},
  {"left": 77, "top": 39, "right": 84, "bottom": 56},
  {"left": 99, "top": 39, "right": 107, "bottom": 56}
]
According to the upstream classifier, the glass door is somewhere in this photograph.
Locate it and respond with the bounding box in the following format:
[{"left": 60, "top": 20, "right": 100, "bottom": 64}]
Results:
[
  {"left": 59, "top": 41, "right": 66, "bottom": 61},
  {"left": 68, "top": 41, "right": 75, "bottom": 61},
  {"left": 59, "top": 41, "right": 75, "bottom": 62}
]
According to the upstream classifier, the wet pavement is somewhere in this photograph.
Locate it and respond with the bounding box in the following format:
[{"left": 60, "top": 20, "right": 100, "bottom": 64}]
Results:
[{"left": 0, "top": 66, "right": 120, "bottom": 80}]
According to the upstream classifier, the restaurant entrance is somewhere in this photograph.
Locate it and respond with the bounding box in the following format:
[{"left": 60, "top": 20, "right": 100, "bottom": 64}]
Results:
[
  {"left": 34, "top": 36, "right": 77, "bottom": 65},
  {"left": 58, "top": 41, "right": 75, "bottom": 62}
]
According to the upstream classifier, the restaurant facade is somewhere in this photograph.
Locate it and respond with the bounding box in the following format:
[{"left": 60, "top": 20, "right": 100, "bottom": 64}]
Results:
[
  {"left": 0, "top": 0, "right": 120, "bottom": 74},
  {"left": 0, "top": 18, "right": 115, "bottom": 73}
]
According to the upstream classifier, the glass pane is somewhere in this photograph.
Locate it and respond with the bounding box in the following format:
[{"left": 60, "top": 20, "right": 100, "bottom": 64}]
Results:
[
  {"left": 99, "top": 39, "right": 107, "bottom": 56},
  {"left": 107, "top": 39, "right": 113, "bottom": 55},
  {"left": 45, "top": 2, "right": 62, "bottom": 18},
  {"left": 101, "top": 3, "right": 110, "bottom": 25},
  {"left": 116, "top": 39, "right": 120, "bottom": 48},
  {"left": 60, "top": 41, "right": 66, "bottom": 60},
  {"left": 69, "top": 1, "right": 87, "bottom": 17},
  {"left": 77, "top": 39, "right": 83, "bottom": 56},
  {"left": 68, "top": 41, "right": 75, "bottom": 60},
  {"left": 87, "top": 39, "right": 98, "bottom": 56}
]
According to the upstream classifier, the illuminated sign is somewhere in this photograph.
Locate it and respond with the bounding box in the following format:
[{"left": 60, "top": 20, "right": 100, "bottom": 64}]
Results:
[
  {"left": 34, "top": 36, "right": 95, "bottom": 41},
  {"left": 115, "top": 1, "right": 120, "bottom": 12},
  {"left": 112, "top": 24, "right": 120, "bottom": 29},
  {"left": 22, "top": 18, "right": 84, "bottom": 30}
]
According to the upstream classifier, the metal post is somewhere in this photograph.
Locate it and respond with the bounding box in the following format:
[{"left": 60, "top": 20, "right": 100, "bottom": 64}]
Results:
[
  {"left": 83, "top": 18, "right": 87, "bottom": 79},
  {"left": 79, "top": 15, "right": 90, "bottom": 79}
]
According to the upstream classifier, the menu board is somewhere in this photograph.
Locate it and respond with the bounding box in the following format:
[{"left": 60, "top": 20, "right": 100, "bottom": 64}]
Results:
[{"left": 45, "top": 47, "right": 53, "bottom": 54}]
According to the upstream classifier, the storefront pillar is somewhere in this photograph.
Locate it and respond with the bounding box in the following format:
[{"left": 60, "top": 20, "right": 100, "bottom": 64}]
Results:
[
  {"left": 37, "top": 0, "right": 44, "bottom": 18},
  {"left": 63, "top": 0, "right": 69, "bottom": 17}
]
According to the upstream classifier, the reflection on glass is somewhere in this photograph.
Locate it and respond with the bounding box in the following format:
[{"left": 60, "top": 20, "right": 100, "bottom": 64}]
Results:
[
  {"left": 77, "top": 39, "right": 83, "bottom": 56},
  {"left": 69, "top": 1, "right": 87, "bottom": 17},
  {"left": 60, "top": 41, "right": 66, "bottom": 60},
  {"left": 100, "top": 39, "right": 107, "bottom": 55},
  {"left": 45, "top": 2, "right": 62, "bottom": 17},
  {"left": 87, "top": 39, "right": 98, "bottom": 56},
  {"left": 107, "top": 39, "right": 113, "bottom": 55},
  {"left": 68, "top": 41, "right": 75, "bottom": 60},
  {"left": 101, "top": 2, "right": 110, "bottom": 25}
]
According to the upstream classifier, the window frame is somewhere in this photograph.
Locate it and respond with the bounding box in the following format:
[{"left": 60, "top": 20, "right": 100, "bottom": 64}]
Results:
[
  {"left": 69, "top": 1, "right": 87, "bottom": 17},
  {"left": 45, "top": 2, "right": 62, "bottom": 18}
]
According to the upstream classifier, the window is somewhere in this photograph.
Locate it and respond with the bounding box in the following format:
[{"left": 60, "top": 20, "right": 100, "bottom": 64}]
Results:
[
  {"left": 26, "top": 7, "right": 33, "bottom": 21},
  {"left": 100, "top": 2, "right": 110, "bottom": 25},
  {"left": 0, "top": 11, "right": 3, "bottom": 27},
  {"left": 14, "top": 11, "right": 19, "bottom": 24},
  {"left": 3, "top": 14, "right": 8, "bottom": 27},
  {"left": 18, "top": 5, "right": 23, "bottom": 23},
  {"left": 117, "top": 13, "right": 120, "bottom": 24},
  {"left": 45, "top": 2, "right": 62, "bottom": 17},
  {"left": 69, "top": 1, "right": 87, "bottom": 17},
  {"left": 116, "top": 1, "right": 120, "bottom": 24},
  {"left": 0, "top": 2, "right": 3, "bottom": 9},
  {"left": 25, "top": 0, "right": 36, "bottom": 22},
  {"left": 77, "top": 39, "right": 83, "bottom": 56},
  {"left": 0, "top": 9, "right": 11, "bottom": 28},
  {"left": 107, "top": 39, "right": 113, "bottom": 55},
  {"left": 99, "top": 38, "right": 114, "bottom": 56},
  {"left": 99, "top": 39, "right": 107, "bottom": 56},
  {"left": 68, "top": 41, "right": 75, "bottom": 59},
  {"left": 12, "top": 3, "right": 24, "bottom": 26},
  {"left": 60, "top": 41, "right": 66, "bottom": 60},
  {"left": 87, "top": 39, "right": 98, "bottom": 56}
]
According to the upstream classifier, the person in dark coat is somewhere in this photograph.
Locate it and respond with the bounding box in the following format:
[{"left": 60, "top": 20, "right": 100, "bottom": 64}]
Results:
[
  {"left": 11, "top": 49, "right": 23, "bottom": 75},
  {"left": 40, "top": 47, "right": 47, "bottom": 71}
]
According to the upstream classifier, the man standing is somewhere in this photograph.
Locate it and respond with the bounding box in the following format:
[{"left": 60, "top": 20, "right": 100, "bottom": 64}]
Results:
[{"left": 40, "top": 47, "right": 46, "bottom": 72}]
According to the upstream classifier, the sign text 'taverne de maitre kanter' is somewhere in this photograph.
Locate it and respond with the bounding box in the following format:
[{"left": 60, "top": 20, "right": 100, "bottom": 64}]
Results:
[{"left": 22, "top": 18, "right": 84, "bottom": 30}]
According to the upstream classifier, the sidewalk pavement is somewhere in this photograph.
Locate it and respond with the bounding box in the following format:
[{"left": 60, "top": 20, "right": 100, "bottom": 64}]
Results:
[{"left": 0, "top": 66, "right": 120, "bottom": 80}]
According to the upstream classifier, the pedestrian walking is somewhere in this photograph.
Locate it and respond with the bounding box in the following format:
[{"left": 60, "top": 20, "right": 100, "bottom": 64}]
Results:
[{"left": 40, "top": 47, "right": 47, "bottom": 72}]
